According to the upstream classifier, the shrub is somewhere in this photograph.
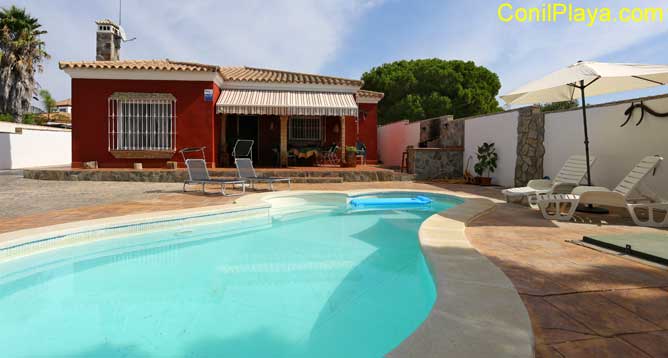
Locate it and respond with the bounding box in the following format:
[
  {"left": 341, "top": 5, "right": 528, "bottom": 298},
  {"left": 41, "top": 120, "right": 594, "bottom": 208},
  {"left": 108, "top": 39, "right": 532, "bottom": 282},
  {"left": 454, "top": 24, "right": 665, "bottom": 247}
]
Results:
[
  {"left": 474, "top": 142, "right": 498, "bottom": 177},
  {"left": 22, "top": 114, "right": 36, "bottom": 124}
]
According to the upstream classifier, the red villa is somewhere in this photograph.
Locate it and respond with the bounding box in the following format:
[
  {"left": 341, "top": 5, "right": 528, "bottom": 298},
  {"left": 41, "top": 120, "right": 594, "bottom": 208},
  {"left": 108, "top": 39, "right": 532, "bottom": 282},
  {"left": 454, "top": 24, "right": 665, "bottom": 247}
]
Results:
[{"left": 59, "top": 20, "right": 383, "bottom": 169}]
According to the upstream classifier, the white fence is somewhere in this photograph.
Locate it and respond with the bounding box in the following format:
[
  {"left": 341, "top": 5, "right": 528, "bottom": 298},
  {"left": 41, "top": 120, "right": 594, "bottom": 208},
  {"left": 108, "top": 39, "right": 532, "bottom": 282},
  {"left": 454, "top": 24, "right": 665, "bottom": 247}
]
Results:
[
  {"left": 463, "top": 111, "right": 519, "bottom": 187},
  {"left": 457, "top": 94, "right": 668, "bottom": 195},
  {"left": 0, "top": 123, "right": 71, "bottom": 169},
  {"left": 544, "top": 95, "right": 668, "bottom": 195}
]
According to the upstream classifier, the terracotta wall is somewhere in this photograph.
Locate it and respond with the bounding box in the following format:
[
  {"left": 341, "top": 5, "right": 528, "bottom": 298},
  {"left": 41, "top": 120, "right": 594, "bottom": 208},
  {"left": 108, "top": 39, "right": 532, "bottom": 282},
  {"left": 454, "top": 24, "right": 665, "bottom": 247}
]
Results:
[
  {"left": 71, "top": 78, "right": 379, "bottom": 168},
  {"left": 71, "top": 78, "right": 217, "bottom": 168},
  {"left": 358, "top": 103, "right": 378, "bottom": 162},
  {"left": 377, "top": 120, "right": 421, "bottom": 167}
]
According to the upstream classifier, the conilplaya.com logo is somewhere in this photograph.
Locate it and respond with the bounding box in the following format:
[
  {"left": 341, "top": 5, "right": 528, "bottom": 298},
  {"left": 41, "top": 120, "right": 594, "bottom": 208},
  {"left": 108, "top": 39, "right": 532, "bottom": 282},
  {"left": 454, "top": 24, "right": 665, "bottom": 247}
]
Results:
[{"left": 498, "top": 2, "right": 666, "bottom": 26}]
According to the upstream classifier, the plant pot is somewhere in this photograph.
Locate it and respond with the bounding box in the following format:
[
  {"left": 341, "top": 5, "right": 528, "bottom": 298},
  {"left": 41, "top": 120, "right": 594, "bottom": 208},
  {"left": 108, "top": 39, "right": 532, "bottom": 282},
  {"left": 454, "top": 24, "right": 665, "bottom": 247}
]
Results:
[
  {"left": 344, "top": 151, "right": 357, "bottom": 168},
  {"left": 478, "top": 177, "right": 492, "bottom": 186}
]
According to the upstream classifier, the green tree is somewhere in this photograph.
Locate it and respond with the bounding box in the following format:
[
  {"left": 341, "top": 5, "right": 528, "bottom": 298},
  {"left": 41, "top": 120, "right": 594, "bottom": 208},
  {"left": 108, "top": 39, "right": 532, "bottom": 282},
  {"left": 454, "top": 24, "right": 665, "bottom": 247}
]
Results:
[
  {"left": 361, "top": 59, "right": 501, "bottom": 125},
  {"left": 540, "top": 100, "right": 579, "bottom": 112},
  {"left": 38, "top": 88, "right": 55, "bottom": 120},
  {"left": 0, "top": 6, "right": 49, "bottom": 122}
]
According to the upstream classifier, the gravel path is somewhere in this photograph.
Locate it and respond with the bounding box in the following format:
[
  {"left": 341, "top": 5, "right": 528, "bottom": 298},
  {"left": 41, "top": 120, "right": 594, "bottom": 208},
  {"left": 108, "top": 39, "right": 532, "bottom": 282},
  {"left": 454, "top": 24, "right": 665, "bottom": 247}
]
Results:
[{"left": 0, "top": 174, "right": 184, "bottom": 219}]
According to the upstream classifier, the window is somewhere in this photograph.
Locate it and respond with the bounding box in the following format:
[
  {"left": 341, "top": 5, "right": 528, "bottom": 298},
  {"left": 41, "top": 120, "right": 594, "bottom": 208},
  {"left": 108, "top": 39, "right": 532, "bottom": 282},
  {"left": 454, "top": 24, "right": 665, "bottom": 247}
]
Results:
[
  {"left": 288, "top": 117, "right": 323, "bottom": 141},
  {"left": 108, "top": 93, "right": 176, "bottom": 152}
]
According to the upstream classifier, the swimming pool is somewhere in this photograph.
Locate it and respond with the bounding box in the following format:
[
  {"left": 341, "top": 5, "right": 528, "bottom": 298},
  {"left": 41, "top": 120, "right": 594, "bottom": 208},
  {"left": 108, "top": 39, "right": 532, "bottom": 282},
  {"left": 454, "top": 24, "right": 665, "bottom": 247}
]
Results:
[{"left": 0, "top": 192, "right": 462, "bottom": 357}]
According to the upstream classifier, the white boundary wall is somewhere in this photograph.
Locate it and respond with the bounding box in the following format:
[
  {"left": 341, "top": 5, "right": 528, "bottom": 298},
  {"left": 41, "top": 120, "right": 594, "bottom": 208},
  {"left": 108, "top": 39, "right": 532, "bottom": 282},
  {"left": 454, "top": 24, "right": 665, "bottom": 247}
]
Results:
[
  {"left": 377, "top": 120, "right": 420, "bottom": 167},
  {"left": 544, "top": 96, "right": 668, "bottom": 196},
  {"left": 463, "top": 111, "right": 518, "bottom": 187},
  {"left": 0, "top": 123, "right": 71, "bottom": 169}
]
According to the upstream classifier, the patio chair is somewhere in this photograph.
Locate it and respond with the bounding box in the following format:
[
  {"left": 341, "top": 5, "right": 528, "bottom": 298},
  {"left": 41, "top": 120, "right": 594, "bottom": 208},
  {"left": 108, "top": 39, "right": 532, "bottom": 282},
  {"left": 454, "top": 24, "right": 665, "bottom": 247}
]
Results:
[
  {"left": 232, "top": 139, "right": 254, "bottom": 159},
  {"left": 356, "top": 140, "right": 367, "bottom": 165},
  {"left": 235, "top": 158, "right": 291, "bottom": 191},
  {"left": 502, "top": 155, "right": 596, "bottom": 208},
  {"left": 534, "top": 155, "right": 667, "bottom": 227},
  {"left": 183, "top": 159, "right": 247, "bottom": 196},
  {"left": 321, "top": 144, "right": 340, "bottom": 166}
]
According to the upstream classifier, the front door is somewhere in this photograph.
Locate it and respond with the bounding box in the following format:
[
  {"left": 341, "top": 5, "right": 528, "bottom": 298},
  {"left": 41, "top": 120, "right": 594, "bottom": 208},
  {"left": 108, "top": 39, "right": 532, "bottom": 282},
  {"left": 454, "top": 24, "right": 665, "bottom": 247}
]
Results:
[{"left": 227, "top": 115, "right": 259, "bottom": 163}]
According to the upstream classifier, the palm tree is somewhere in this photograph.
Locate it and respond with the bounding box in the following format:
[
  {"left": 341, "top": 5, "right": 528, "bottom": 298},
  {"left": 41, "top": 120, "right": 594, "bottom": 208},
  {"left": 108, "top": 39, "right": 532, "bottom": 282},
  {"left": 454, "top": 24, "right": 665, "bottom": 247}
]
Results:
[
  {"left": 38, "top": 89, "right": 55, "bottom": 120},
  {"left": 0, "top": 6, "right": 49, "bottom": 122}
]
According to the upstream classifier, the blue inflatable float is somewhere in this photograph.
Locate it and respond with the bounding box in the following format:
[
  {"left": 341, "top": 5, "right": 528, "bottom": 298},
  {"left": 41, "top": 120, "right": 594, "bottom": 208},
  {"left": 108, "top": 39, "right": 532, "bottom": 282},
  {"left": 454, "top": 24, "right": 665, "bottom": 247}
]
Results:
[{"left": 348, "top": 195, "right": 433, "bottom": 209}]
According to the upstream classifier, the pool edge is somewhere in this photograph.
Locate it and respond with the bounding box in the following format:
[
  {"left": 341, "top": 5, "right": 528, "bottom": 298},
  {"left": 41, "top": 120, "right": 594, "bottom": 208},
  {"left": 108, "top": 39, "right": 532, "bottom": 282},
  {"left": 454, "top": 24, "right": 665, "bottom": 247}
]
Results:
[{"left": 389, "top": 196, "right": 534, "bottom": 358}]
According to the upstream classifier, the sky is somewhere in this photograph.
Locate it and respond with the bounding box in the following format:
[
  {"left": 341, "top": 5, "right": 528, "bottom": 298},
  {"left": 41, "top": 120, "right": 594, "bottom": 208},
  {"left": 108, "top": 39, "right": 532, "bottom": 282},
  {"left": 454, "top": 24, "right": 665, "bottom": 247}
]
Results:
[{"left": 5, "top": 0, "right": 668, "bottom": 107}]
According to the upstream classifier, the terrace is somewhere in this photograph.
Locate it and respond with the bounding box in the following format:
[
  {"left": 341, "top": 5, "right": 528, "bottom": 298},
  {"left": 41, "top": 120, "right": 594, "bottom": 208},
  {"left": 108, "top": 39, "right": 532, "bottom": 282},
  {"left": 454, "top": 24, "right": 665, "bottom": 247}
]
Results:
[{"left": 1, "top": 172, "right": 666, "bottom": 357}]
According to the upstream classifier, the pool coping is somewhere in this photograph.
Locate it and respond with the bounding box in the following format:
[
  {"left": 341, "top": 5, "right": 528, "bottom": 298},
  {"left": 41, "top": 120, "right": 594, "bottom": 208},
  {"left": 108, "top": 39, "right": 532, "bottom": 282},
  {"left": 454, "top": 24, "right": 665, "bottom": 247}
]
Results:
[{"left": 0, "top": 189, "right": 533, "bottom": 358}]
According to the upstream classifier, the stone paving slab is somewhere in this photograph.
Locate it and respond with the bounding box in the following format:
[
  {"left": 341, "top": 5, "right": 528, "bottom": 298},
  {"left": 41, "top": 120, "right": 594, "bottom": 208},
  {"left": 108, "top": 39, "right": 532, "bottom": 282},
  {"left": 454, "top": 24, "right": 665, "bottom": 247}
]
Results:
[
  {"left": 466, "top": 201, "right": 668, "bottom": 357},
  {"left": 620, "top": 331, "right": 668, "bottom": 358},
  {"left": 521, "top": 295, "right": 597, "bottom": 345},
  {"left": 552, "top": 337, "right": 651, "bottom": 357},
  {"left": 545, "top": 293, "right": 660, "bottom": 337},
  {"left": 603, "top": 288, "right": 668, "bottom": 329}
]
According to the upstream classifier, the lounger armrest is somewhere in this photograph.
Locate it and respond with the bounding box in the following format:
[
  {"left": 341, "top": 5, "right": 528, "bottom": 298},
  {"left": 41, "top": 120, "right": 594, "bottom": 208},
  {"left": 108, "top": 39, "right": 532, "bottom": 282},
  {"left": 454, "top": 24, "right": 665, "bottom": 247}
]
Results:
[
  {"left": 627, "top": 202, "right": 668, "bottom": 210},
  {"left": 577, "top": 189, "right": 626, "bottom": 207},
  {"left": 626, "top": 202, "right": 668, "bottom": 228},
  {"left": 571, "top": 186, "right": 610, "bottom": 196},
  {"left": 550, "top": 182, "right": 578, "bottom": 194},
  {"left": 526, "top": 179, "right": 553, "bottom": 191}
]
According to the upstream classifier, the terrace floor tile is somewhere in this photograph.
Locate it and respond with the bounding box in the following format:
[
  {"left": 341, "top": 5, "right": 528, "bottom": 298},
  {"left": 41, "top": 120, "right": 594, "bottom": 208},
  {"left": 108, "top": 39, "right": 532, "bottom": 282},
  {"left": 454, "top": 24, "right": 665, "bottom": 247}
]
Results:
[
  {"left": 620, "top": 331, "right": 668, "bottom": 358},
  {"left": 553, "top": 337, "right": 651, "bottom": 358},
  {"left": 545, "top": 292, "right": 660, "bottom": 337}
]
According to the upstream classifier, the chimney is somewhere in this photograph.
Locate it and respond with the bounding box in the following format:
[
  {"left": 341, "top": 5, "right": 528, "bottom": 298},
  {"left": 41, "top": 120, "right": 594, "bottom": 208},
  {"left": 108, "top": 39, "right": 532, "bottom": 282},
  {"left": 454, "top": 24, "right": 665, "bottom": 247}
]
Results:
[{"left": 95, "top": 19, "right": 123, "bottom": 61}]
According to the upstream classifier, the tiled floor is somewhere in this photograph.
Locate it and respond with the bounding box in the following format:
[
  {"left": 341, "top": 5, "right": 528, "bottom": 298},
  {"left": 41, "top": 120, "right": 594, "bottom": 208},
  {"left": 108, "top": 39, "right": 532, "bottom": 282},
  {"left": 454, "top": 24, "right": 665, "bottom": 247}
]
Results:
[
  {"left": 1, "top": 179, "right": 667, "bottom": 357},
  {"left": 466, "top": 202, "right": 668, "bottom": 358}
]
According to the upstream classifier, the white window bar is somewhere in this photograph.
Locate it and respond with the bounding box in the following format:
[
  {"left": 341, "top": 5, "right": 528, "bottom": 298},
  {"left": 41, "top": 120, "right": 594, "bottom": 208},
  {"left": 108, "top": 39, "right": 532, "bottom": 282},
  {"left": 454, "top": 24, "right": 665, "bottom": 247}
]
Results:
[
  {"left": 108, "top": 93, "right": 176, "bottom": 152},
  {"left": 288, "top": 116, "right": 323, "bottom": 141}
]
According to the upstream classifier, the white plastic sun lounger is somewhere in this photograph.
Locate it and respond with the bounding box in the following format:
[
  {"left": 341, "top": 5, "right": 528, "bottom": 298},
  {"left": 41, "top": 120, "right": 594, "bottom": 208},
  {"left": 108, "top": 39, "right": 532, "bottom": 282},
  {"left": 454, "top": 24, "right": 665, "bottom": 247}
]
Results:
[
  {"left": 502, "top": 155, "right": 596, "bottom": 208},
  {"left": 235, "top": 158, "right": 291, "bottom": 191},
  {"left": 535, "top": 155, "right": 666, "bottom": 227},
  {"left": 184, "top": 159, "right": 247, "bottom": 196}
]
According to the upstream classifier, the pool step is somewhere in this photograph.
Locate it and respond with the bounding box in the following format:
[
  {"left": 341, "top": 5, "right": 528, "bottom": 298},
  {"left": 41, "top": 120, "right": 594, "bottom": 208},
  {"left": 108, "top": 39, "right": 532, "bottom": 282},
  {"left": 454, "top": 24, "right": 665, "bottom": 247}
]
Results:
[{"left": 290, "top": 177, "right": 344, "bottom": 184}]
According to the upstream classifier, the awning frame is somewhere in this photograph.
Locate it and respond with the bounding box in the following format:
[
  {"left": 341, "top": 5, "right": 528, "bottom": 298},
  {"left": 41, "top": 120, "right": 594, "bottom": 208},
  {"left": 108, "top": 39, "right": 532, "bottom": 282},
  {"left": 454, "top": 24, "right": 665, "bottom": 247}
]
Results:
[{"left": 216, "top": 89, "right": 358, "bottom": 117}]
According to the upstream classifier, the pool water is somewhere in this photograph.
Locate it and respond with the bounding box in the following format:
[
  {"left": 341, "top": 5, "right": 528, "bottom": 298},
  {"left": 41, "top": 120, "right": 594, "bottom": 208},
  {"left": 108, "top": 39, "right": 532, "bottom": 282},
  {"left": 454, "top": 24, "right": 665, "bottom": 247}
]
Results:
[{"left": 0, "top": 192, "right": 460, "bottom": 357}]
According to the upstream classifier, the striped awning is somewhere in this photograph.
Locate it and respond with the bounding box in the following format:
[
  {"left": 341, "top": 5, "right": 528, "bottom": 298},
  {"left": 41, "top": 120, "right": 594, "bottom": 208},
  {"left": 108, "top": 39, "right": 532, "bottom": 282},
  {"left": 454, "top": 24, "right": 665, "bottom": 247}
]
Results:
[{"left": 216, "top": 89, "right": 358, "bottom": 117}]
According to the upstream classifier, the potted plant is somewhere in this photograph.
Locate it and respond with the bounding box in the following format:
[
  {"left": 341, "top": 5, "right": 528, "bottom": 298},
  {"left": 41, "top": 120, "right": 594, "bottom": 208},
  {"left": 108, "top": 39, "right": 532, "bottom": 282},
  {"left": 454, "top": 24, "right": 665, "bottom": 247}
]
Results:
[
  {"left": 473, "top": 142, "right": 497, "bottom": 186},
  {"left": 343, "top": 146, "right": 358, "bottom": 168}
]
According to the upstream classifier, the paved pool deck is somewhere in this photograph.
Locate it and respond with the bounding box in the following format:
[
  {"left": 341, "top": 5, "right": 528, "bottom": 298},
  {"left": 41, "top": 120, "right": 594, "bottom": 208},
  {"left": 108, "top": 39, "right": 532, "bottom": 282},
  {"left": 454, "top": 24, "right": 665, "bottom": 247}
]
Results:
[{"left": 1, "top": 176, "right": 667, "bottom": 357}]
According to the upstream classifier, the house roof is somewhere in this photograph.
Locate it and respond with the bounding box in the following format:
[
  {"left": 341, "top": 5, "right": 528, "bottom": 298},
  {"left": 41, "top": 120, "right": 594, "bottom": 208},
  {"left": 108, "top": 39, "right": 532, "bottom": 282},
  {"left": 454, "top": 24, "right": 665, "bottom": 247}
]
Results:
[
  {"left": 60, "top": 59, "right": 362, "bottom": 86},
  {"left": 357, "top": 89, "right": 384, "bottom": 99},
  {"left": 95, "top": 19, "right": 118, "bottom": 26},
  {"left": 56, "top": 98, "right": 71, "bottom": 107},
  {"left": 218, "top": 66, "right": 363, "bottom": 87},
  {"left": 59, "top": 59, "right": 219, "bottom": 72},
  {"left": 58, "top": 59, "right": 383, "bottom": 99}
]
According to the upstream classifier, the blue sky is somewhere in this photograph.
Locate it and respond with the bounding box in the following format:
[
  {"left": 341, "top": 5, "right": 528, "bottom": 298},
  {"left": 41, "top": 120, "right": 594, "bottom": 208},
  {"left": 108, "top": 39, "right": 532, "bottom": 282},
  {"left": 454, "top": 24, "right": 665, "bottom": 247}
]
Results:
[{"left": 6, "top": 0, "right": 668, "bottom": 107}]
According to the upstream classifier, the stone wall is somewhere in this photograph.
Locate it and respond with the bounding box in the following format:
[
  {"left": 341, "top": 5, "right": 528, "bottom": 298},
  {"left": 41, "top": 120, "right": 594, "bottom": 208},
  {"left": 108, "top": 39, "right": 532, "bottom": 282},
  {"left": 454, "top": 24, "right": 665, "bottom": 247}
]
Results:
[
  {"left": 23, "top": 168, "right": 415, "bottom": 183},
  {"left": 96, "top": 32, "right": 120, "bottom": 61},
  {"left": 514, "top": 106, "right": 545, "bottom": 187},
  {"left": 408, "top": 148, "right": 463, "bottom": 180},
  {"left": 418, "top": 115, "right": 464, "bottom": 148}
]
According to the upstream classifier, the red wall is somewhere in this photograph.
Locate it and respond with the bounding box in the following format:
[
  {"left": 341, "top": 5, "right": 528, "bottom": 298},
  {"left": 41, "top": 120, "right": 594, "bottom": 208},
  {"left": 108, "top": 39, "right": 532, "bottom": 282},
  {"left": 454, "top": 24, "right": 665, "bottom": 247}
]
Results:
[
  {"left": 71, "top": 78, "right": 218, "bottom": 168},
  {"left": 357, "top": 103, "right": 378, "bottom": 162}
]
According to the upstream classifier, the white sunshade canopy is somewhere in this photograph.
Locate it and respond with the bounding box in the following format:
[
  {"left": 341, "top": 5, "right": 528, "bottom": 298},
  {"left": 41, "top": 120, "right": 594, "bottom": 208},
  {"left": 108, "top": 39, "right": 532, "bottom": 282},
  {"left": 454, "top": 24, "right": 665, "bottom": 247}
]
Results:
[
  {"left": 216, "top": 89, "right": 358, "bottom": 117},
  {"left": 501, "top": 61, "right": 668, "bottom": 105}
]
